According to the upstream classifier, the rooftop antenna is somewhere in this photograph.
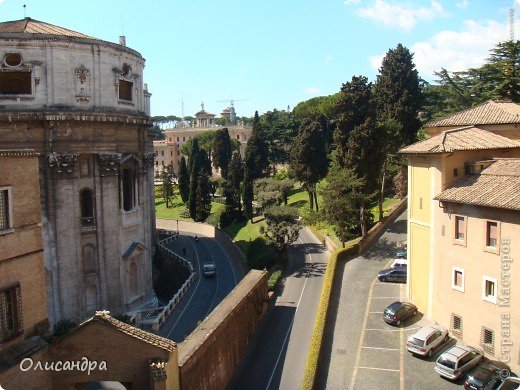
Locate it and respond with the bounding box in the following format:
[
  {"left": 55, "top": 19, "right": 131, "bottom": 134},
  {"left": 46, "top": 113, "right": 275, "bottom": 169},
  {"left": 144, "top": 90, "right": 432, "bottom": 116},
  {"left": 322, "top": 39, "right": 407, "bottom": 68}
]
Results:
[
  {"left": 510, "top": 8, "right": 515, "bottom": 41},
  {"left": 23, "top": 4, "right": 26, "bottom": 18}
]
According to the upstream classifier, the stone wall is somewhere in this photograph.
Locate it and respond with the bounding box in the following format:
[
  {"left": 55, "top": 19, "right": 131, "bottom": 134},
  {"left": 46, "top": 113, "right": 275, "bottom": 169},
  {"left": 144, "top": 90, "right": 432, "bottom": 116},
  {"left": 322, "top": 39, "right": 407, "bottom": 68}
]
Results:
[{"left": 177, "top": 270, "right": 268, "bottom": 390}]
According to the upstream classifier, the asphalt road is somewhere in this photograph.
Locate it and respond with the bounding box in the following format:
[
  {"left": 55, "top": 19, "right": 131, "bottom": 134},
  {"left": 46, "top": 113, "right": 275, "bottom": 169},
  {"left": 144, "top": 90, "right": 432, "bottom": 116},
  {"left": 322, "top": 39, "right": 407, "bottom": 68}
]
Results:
[
  {"left": 318, "top": 211, "right": 461, "bottom": 390},
  {"left": 157, "top": 231, "right": 242, "bottom": 342},
  {"left": 228, "top": 227, "right": 330, "bottom": 390}
]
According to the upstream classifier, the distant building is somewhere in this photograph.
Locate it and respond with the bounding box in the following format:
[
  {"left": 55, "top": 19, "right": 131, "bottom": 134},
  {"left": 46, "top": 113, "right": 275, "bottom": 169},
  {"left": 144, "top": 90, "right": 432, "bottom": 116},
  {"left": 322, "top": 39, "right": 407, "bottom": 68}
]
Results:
[
  {"left": 0, "top": 150, "right": 52, "bottom": 389},
  {"left": 154, "top": 105, "right": 251, "bottom": 175},
  {"left": 0, "top": 18, "right": 156, "bottom": 324},
  {"left": 401, "top": 100, "right": 520, "bottom": 373}
]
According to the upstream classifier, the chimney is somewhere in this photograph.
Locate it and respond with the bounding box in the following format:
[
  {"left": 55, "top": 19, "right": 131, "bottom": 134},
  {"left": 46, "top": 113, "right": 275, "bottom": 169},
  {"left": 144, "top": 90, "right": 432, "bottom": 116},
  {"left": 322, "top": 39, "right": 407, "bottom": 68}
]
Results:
[{"left": 119, "top": 36, "right": 126, "bottom": 46}]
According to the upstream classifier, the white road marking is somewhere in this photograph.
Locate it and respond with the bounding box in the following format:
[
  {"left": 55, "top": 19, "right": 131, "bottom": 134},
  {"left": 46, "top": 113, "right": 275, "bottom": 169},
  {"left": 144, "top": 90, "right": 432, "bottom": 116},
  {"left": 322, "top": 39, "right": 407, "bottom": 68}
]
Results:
[
  {"left": 211, "top": 234, "right": 238, "bottom": 285},
  {"left": 368, "top": 311, "right": 383, "bottom": 314},
  {"left": 371, "top": 296, "right": 401, "bottom": 299},
  {"left": 358, "top": 366, "right": 400, "bottom": 372},
  {"left": 361, "top": 346, "right": 399, "bottom": 351},
  {"left": 202, "top": 238, "right": 220, "bottom": 317},
  {"left": 365, "top": 328, "right": 402, "bottom": 332},
  {"left": 265, "top": 234, "right": 313, "bottom": 390}
]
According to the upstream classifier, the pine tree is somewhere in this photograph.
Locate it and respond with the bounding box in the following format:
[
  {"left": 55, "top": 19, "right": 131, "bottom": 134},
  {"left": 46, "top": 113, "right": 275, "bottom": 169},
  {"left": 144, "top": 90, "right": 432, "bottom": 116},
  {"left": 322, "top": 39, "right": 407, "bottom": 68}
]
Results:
[
  {"left": 213, "top": 127, "right": 232, "bottom": 179},
  {"left": 333, "top": 76, "right": 372, "bottom": 167},
  {"left": 160, "top": 164, "right": 176, "bottom": 207},
  {"left": 178, "top": 156, "right": 190, "bottom": 203},
  {"left": 242, "top": 167, "right": 254, "bottom": 222},
  {"left": 289, "top": 120, "right": 328, "bottom": 211}
]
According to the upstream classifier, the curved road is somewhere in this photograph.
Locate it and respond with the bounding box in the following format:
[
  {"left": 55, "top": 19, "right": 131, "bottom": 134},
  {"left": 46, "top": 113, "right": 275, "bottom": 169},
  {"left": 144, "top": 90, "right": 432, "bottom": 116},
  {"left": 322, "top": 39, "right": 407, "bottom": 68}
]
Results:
[
  {"left": 229, "top": 227, "right": 330, "bottom": 390},
  {"left": 156, "top": 230, "right": 243, "bottom": 343}
]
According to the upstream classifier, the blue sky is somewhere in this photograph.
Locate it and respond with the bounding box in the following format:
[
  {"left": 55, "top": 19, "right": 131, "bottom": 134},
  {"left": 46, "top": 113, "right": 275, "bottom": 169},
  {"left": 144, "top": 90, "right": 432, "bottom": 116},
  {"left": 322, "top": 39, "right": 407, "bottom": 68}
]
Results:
[{"left": 0, "top": 0, "right": 518, "bottom": 117}]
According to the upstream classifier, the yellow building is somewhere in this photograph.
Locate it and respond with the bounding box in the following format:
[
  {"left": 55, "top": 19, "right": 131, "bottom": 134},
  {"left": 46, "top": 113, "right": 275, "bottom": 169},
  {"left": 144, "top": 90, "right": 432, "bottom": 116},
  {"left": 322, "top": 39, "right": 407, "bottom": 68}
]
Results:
[{"left": 401, "top": 100, "right": 520, "bottom": 372}]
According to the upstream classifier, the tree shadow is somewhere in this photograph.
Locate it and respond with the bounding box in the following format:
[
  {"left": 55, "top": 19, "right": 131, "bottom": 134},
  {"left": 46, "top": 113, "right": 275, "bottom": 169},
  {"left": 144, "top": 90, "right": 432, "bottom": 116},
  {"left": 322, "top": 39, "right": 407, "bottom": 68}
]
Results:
[
  {"left": 289, "top": 200, "right": 307, "bottom": 208},
  {"left": 292, "top": 262, "right": 327, "bottom": 278},
  {"left": 362, "top": 237, "right": 401, "bottom": 262},
  {"left": 385, "top": 218, "right": 407, "bottom": 234}
]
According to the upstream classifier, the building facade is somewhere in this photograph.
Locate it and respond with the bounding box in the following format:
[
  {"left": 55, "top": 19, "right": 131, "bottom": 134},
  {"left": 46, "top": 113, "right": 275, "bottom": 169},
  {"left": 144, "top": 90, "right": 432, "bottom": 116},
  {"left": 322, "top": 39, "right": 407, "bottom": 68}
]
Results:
[
  {"left": 402, "top": 100, "right": 520, "bottom": 372},
  {"left": 0, "top": 18, "right": 156, "bottom": 324},
  {"left": 0, "top": 150, "right": 52, "bottom": 388}
]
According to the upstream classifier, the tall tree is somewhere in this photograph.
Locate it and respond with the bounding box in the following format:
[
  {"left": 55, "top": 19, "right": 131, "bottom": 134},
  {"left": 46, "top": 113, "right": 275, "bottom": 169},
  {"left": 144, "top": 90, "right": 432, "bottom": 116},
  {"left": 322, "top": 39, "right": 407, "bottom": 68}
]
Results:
[
  {"left": 244, "top": 111, "right": 270, "bottom": 179},
  {"left": 261, "top": 206, "right": 301, "bottom": 252},
  {"left": 178, "top": 156, "right": 190, "bottom": 203},
  {"left": 290, "top": 120, "right": 328, "bottom": 211},
  {"left": 160, "top": 164, "right": 176, "bottom": 207},
  {"left": 213, "top": 128, "right": 232, "bottom": 179},
  {"left": 373, "top": 43, "right": 422, "bottom": 220},
  {"left": 242, "top": 164, "right": 254, "bottom": 222},
  {"left": 227, "top": 151, "right": 244, "bottom": 211},
  {"left": 333, "top": 76, "right": 372, "bottom": 167},
  {"left": 194, "top": 169, "right": 212, "bottom": 222}
]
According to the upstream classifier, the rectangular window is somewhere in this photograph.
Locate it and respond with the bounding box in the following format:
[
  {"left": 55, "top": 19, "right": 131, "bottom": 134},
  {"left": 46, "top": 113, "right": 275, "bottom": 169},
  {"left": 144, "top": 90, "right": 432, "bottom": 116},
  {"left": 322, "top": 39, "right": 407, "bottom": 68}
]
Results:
[
  {"left": 122, "top": 168, "right": 135, "bottom": 211},
  {"left": 0, "top": 188, "right": 11, "bottom": 230},
  {"left": 177, "top": 137, "right": 179, "bottom": 142},
  {"left": 481, "top": 327, "right": 495, "bottom": 355},
  {"left": 451, "top": 314, "right": 462, "bottom": 337},
  {"left": 0, "top": 71, "right": 32, "bottom": 95},
  {"left": 0, "top": 284, "right": 23, "bottom": 342},
  {"left": 170, "top": 151, "right": 173, "bottom": 156},
  {"left": 453, "top": 168, "right": 459, "bottom": 177},
  {"left": 118, "top": 79, "right": 133, "bottom": 101},
  {"left": 455, "top": 216, "right": 465, "bottom": 241},
  {"left": 183, "top": 137, "right": 185, "bottom": 141},
  {"left": 482, "top": 277, "right": 497, "bottom": 304},
  {"left": 486, "top": 221, "right": 498, "bottom": 248},
  {"left": 161, "top": 151, "right": 164, "bottom": 156},
  {"left": 452, "top": 267, "right": 464, "bottom": 292}
]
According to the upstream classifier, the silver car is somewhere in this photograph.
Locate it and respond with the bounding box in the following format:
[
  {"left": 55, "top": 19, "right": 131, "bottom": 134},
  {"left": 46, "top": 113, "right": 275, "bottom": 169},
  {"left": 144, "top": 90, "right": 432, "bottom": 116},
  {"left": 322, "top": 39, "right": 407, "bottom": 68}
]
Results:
[
  {"left": 406, "top": 324, "right": 449, "bottom": 357},
  {"left": 202, "top": 262, "right": 216, "bottom": 277},
  {"left": 435, "top": 344, "right": 483, "bottom": 380}
]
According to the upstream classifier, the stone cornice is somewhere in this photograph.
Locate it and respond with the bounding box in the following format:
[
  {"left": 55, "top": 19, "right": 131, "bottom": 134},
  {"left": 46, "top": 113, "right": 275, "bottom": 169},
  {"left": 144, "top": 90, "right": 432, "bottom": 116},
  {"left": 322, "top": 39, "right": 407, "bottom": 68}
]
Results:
[{"left": 0, "top": 110, "right": 152, "bottom": 126}]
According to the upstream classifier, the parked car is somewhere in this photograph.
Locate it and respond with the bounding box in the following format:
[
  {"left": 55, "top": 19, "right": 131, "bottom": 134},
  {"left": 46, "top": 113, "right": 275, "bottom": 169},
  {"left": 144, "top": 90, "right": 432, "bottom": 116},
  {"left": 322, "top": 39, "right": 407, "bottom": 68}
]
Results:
[
  {"left": 383, "top": 301, "right": 418, "bottom": 326},
  {"left": 391, "top": 258, "right": 408, "bottom": 268},
  {"left": 497, "top": 377, "right": 520, "bottom": 390},
  {"left": 435, "top": 344, "right": 484, "bottom": 380},
  {"left": 202, "top": 262, "right": 216, "bottom": 277},
  {"left": 406, "top": 324, "right": 449, "bottom": 357},
  {"left": 396, "top": 250, "right": 407, "bottom": 259},
  {"left": 378, "top": 267, "right": 407, "bottom": 283},
  {"left": 464, "top": 361, "right": 511, "bottom": 390}
]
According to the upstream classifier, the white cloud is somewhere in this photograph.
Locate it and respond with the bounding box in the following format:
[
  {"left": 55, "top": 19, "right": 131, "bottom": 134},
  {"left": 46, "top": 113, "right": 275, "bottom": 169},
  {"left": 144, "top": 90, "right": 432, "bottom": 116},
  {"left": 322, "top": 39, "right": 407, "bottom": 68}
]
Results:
[
  {"left": 344, "top": 0, "right": 361, "bottom": 5},
  {"left": 325, "top": 55, "right": 334, "bottom": 62},
  {"left": 239, "top": 68, "right": 246, "bottom": 76},
  {"left": 304, "top": 86, "right": 321, "bottom": 95},
  {"left": 357, "top": 0, "right": 449, "bottom": 32},
  {"left": 456, "top": 0, "right": 469, "bottom": 9},
  {"left": 369, "top": 19, "right": 509, "bottom": 79}
]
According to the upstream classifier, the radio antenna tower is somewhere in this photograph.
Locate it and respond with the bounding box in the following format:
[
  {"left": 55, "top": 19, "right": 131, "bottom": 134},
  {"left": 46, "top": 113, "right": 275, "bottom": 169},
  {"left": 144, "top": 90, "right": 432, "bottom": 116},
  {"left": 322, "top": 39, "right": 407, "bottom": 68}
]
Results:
[{"left": 510, "top": 8, "right": 515, "bottom": 41}]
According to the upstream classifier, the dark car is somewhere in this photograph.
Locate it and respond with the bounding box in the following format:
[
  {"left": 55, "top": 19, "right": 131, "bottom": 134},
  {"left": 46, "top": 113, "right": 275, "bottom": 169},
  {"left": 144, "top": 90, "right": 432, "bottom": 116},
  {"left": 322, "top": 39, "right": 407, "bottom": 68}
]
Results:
[
  {"left": 383, "top": 301, "right": 418, "bottom": 326},
  {"left": 378, "top": 267, "right": 407, "bottom": 283},
  {"left": 464, "top": 361, "right": 511, "bottom": 390},
  {"left": 497, "top": 377, "right": 520, "bottom": 390}
]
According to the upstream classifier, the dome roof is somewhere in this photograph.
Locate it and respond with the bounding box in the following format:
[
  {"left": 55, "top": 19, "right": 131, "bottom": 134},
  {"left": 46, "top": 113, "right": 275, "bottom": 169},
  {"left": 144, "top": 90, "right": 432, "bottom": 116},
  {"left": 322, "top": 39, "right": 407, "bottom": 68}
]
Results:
[{"left": 0, "top": 17, "right": 93, "bottom": 39}]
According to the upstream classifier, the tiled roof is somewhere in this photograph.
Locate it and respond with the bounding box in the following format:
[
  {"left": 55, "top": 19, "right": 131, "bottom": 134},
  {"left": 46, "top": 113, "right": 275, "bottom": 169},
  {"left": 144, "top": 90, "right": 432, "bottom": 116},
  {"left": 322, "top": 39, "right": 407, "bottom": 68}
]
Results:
[
  {"left": 425, "top": 100, "right": 520, "bottom": 127},
  {"left": 399, "top": 126, "right": 520, "bottom": 154},
  {"left": 435, "top": 159, "right": 520, "bottom": 211},
  {"left": 0, "top": 18, "right": 93, "bottom": 38},
  {"left": 85, "top": 311, "right": 177, "bottom": 352}
]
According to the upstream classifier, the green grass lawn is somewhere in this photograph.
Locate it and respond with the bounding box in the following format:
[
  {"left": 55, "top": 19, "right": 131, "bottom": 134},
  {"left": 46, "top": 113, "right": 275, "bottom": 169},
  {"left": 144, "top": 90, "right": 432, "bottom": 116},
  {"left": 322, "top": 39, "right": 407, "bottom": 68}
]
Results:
[{"left": 155, "top": 196, "right": 225, "bottom": 220}]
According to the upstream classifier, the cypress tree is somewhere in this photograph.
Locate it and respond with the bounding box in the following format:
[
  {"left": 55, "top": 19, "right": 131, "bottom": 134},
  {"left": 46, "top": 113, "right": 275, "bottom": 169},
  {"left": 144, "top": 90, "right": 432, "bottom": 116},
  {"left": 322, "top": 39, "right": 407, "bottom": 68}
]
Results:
[
  {"left": 213, "top": 127, "right": 232, "bottom": 179},
  {"left": 194, "top": 169, "right": 212, "bottom": 221},
  {"left": 227, "top": 151, "right": 244, "bottom": 211},
  {"left": 244, "top": 111, "right": 270, "bottom": 179},
  {"left": 178, "top": 156, "right": 190, "bottom": 203}
]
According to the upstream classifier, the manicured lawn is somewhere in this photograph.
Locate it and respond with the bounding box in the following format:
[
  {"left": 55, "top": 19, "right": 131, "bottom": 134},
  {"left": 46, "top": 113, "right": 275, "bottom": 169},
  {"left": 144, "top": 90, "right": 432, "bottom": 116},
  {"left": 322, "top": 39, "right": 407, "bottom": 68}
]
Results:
[
  {"left": 155, "top": 196, "right": 225, "bottom": 220},
  {"left": 369, "top": 197, "right": 402, "bottom": 223}
]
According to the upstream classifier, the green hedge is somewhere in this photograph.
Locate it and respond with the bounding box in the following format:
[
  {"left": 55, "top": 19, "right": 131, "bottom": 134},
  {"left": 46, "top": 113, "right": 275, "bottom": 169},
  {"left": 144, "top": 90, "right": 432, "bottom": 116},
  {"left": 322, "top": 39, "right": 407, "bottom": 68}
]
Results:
[{"left": 301, "top": 242, "right": 358, "bottom": 390}]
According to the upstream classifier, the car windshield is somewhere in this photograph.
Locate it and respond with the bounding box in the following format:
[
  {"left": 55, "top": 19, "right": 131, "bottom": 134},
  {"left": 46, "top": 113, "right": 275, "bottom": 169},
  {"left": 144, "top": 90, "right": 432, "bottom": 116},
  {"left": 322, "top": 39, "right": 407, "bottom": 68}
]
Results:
[
  {"left": 385, "top": 303, "right": 400, "bottom": 314},
  {"left": 437, "top": 356, "right": 456, "bottom": 369},
  {"left": 408, "top": 337, "right": 424, "bottom": 347}
]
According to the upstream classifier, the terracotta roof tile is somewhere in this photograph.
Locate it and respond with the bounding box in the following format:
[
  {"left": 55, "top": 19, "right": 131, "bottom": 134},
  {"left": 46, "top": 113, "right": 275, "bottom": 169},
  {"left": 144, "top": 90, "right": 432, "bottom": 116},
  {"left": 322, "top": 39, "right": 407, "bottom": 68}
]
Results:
[
  {"left": 399, "top": 126, "right": 520, "bottom": 154},
  {"left": 425, "top": 100, "right": 520, "bottom": 127},
  {"left": 86, "top": 311, "right": 177, "bottom": 352},
  {"left": 0, "top": 18, "right": 93, "bottom": 39},
  {"left": 435, "top": 159, "right": 520, "bottom": 211}
]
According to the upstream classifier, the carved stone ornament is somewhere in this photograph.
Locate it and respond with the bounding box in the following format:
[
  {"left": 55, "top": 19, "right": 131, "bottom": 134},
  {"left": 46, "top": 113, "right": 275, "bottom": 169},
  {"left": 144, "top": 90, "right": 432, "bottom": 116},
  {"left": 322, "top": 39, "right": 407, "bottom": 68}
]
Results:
[
  {"left": 97, "top": 153, "right": 121, "bottom": 176},
  {"left": 48, "top": 152, "right": 78, "bottom": 176},
  {"left": 142, "top": 152, "right": 156, "bottom": 170},
  {"left": 74, "top": 65, "right": 91, "bottom": 102}
]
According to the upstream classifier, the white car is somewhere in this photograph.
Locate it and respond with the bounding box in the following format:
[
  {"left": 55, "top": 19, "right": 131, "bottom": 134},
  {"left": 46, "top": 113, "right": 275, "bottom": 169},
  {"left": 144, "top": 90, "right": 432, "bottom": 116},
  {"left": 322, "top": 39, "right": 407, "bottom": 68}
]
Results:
[
  {"left": 435, "top": 344, "right": 483, "bottom": 380},
  {"left": 391, "top": 258, "right": 408, "bottom": 268},
  {"left": 202, "top": 262, "right": 216, "bottom": 277},
  {"left": 406, "top": 324, "right": 448, "bottom": 357}
]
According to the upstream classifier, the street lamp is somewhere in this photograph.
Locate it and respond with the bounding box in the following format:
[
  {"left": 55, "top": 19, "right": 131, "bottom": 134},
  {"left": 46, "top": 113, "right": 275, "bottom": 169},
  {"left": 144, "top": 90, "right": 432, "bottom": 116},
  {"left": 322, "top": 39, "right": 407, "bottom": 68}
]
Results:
[{"left": 176, "top": 219, "right": 179, "bottom": 234}]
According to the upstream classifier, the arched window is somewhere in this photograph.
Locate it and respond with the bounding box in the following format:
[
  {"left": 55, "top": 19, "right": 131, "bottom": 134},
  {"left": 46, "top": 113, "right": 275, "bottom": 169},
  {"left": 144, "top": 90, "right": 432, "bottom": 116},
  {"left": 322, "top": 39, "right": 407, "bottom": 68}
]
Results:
[
  {"left": 80, "top": 189, "right": 95, "bottom": 227},
  {"left": 129, "top": 261, "right": 138, "bottom": 297},
  {"left": 82, "top": 244, "right": 97, "bottom": 275}
]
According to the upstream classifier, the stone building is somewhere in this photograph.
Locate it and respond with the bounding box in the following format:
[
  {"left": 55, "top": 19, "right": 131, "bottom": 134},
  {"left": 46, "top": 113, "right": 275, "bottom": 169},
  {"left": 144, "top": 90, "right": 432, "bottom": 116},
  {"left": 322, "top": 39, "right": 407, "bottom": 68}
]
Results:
[
  {"left": 0, "top": 18, "right": 156, "bottom": 324},
  {"left": 0, "top": 150, "right": 52, "bottom": 389},
  {"left": 401, "top": 100, "right": 520, "bottom": 372}
]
